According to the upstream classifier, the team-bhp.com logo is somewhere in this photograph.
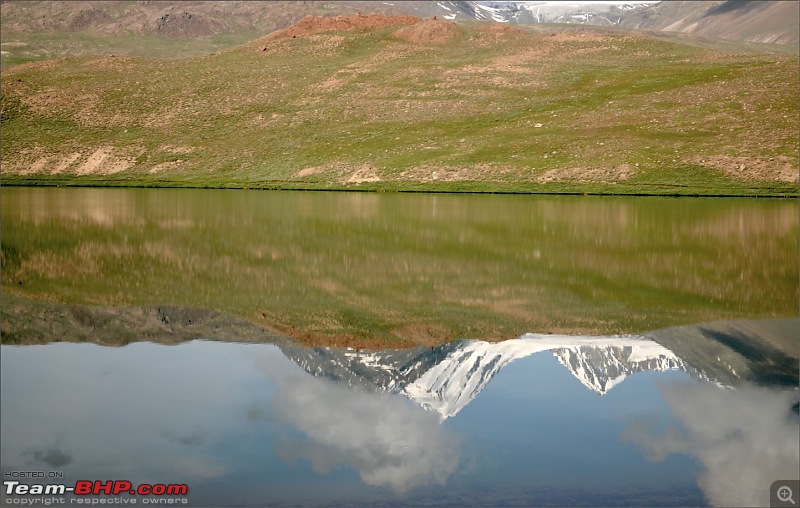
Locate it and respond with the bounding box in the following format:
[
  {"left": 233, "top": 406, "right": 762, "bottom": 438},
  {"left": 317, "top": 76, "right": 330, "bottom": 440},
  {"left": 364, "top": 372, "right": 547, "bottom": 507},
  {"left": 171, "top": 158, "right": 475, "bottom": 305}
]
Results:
[{"left": 4, "top": 480, "right": 188, "bottom": 503}]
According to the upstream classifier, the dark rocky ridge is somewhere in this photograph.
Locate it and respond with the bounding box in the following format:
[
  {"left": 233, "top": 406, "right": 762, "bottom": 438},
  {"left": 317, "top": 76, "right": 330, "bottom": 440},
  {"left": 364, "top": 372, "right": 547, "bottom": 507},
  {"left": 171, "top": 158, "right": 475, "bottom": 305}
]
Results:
[
  {"left": 3, "top": 295, "right": 795, "bottom": 392},
  {"left": 0, "top": 294, "right": 294, "bottom": 347}
]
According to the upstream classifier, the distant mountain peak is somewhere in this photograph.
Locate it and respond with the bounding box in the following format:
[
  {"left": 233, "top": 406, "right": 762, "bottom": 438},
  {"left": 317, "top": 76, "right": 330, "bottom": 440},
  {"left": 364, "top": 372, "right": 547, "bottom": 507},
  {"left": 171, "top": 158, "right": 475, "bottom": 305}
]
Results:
[{"left": 399, "top": 1, "right": 659, "bottom": 26}]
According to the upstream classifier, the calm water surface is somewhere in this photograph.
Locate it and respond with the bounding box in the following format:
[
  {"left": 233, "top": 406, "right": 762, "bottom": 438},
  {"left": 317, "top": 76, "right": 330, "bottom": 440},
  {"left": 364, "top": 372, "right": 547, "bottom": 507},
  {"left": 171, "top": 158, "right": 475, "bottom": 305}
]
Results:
[
  {"left": 0, "top": 188, "right": 798, "bottom": 506},
  {"left": 1, "top": 187, "right": 797, "bottom": 340},
  {"left": 1, "top": 326, "right": 798, "bottom": 507}
]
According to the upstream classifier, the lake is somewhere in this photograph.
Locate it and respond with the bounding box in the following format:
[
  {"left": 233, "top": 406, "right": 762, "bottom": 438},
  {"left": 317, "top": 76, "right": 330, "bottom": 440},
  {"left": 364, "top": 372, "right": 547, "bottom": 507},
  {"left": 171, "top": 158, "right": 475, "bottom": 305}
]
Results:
[
  {"left": 2, "top": 187, "right": 798, "bottom": 343},
  {"left": 1, "top": 187, "right": 798, "bottom": 506}
]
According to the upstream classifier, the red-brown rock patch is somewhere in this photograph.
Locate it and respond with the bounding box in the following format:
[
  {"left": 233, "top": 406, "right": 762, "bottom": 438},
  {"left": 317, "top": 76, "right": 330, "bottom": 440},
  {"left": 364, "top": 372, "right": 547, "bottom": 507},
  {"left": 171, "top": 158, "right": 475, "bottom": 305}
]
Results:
[
  {"left": 266, "top": 13, "right": 420, "bottom": 41},
  {"left": 392, "top": 18, "right": 459, "bottom": 45}
]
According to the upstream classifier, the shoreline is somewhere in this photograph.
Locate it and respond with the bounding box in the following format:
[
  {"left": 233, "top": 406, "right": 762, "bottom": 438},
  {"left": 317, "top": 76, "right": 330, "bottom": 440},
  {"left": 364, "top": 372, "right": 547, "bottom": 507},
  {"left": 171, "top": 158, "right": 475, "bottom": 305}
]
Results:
[
  {"left": 2, "top": 294, "right": 798, "bottom": 352},
  {"left": 3, "top": 179, "right": 797, "bottom": 199}
]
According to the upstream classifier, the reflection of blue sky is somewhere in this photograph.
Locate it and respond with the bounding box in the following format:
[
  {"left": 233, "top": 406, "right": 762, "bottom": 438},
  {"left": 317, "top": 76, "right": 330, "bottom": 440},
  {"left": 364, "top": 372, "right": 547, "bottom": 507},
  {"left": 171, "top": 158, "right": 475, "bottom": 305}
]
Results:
[
  {"left": 0, "top": 342, "right": 462, "bottom": 505},
  {"left": 446, "top": 354, "right": 702, "bottom": 497},
  {"left": 6, "top": 340, "right": 791, "bottom": 507},
  {"left": 0, "top": 342, "right": 276, "bottom": 504}
]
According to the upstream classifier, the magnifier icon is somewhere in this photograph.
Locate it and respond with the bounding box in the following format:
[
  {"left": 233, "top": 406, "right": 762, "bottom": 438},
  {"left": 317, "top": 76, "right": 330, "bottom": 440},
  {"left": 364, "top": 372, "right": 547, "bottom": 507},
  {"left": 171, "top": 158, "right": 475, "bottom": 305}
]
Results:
[{"left": 778, "top": 486, "right": 796, "bottom": 505}]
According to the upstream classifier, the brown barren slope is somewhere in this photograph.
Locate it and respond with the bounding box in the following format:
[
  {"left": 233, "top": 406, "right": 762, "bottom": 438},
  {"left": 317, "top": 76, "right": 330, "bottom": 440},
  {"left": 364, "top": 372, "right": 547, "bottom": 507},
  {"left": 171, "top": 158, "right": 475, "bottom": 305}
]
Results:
[{"left": 622, "top": 1, "right": 800, "bottom": 46}]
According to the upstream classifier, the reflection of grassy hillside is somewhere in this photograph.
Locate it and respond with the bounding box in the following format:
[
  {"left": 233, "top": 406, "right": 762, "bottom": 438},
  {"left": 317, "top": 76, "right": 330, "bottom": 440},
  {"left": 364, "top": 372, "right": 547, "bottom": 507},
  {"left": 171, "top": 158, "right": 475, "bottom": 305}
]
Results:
[
  {"left": 2, "top": 188, "right": 797, "bottom": 346},
  {"left": 1, "top": 21, "right": 797, "bottom": 195}
]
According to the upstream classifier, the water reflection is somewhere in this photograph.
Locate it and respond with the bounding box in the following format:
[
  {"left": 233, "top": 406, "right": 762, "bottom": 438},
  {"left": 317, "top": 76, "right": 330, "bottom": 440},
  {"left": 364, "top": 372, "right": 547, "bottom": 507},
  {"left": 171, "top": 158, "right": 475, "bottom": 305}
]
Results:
[
  {"left": 282, "top": 335, "right": 687, "bottom": 419},
  {"left": 623, "top": 382, "right": 800, "bottom": 507},
  {"left": 256, "top": 352, "right": 461, "bottom": 493},
  {"left": 279, "top": 318, "right": 798, "bottom": 421},
  {"left": 1, "top": 318, "right": 796, "bottom": 506},
  {"left": 2, "top": 188, "right": 797, "bottom": 343},
  {"left": 25, "top": 441, "right": 73, "bottom": 468}
]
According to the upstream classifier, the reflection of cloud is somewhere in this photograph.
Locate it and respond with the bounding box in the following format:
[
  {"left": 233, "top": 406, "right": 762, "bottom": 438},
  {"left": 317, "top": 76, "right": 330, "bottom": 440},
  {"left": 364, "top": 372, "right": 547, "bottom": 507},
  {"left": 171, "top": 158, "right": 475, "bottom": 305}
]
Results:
[
  {"left": 23, "top": 434, "right": 74, "bottom": 468},
  {"left": 25, "top": 446, "right": 73, "bottom": 468},
  {"left": 162, "top": 429, "right": 206, "bottom": 447},
  {"left": 151, "top": 456, "right": 227, "bottom": 480},
  {"left": 622, "top": 382, "right": 800, "bottom": 507},
  {"left": 257, "top": 354, "right": 461, "bottom": 493}
]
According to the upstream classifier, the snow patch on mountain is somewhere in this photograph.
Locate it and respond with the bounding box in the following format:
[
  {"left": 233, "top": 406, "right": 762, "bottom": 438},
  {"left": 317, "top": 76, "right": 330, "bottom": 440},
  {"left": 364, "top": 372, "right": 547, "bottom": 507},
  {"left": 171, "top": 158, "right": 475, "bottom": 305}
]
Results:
[
  {"left": 475, "top": 3, "right": 511, "bottom": 23},
  {"left": 465, "top": 1, "right": 657, "bottom": 25}
]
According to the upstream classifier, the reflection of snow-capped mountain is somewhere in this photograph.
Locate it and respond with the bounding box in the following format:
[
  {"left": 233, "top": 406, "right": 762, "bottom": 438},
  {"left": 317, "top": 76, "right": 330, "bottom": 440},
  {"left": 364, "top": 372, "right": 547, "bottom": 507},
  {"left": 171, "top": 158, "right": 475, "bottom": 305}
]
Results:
[
  {"left": 404, "top": 335, "right": 685, "bottom": 418},
  {"left": 280, "top": 333, "right": 686, "bottom": 420},
  {"left": 551, "top": 341, "right": 684, "bottom": 394}
]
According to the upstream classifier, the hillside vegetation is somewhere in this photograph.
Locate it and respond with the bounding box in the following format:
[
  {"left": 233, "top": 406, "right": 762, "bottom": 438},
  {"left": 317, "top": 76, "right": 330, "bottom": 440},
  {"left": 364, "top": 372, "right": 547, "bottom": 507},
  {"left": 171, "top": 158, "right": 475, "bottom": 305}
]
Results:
[
  {"left": 2, "top": 15, "right": 798, "bottom": 195},
  {"left": 0, "top": 1, "right": 396, "bottom": 66}
]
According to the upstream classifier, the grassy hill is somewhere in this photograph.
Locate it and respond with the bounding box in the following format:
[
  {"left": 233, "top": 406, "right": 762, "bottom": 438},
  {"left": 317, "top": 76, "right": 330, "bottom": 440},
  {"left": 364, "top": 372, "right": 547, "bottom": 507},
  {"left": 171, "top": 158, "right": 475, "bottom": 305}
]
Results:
[
  {"left": 0, "top": 1, "right": 398, "bottom": 67},
  {"left": 2, "top": 15, "right": 798, "bottom": 196}
]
